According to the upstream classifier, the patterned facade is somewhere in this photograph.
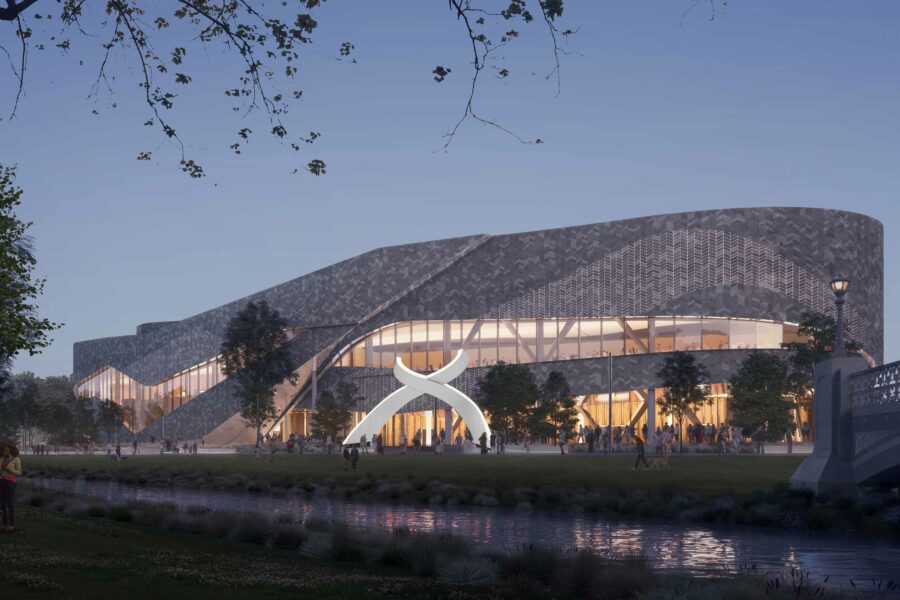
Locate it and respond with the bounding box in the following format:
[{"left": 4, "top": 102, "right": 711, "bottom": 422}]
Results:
[{"left": 72, "top": 208, "right": 884, "bottom": 442}]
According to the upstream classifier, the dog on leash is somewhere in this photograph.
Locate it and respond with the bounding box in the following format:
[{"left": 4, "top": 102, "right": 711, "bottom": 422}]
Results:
[{"left": 647, "top": 456, "right": 670, "bottom": 470}]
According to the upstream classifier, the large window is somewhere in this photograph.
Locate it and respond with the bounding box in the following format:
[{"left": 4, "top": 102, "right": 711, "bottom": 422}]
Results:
[
  {"left": 333, "top": 316, "right": 808, "bottom": 371},
  {"left": 75, "top": 355, "right": 226, "bottom": 432},
  {"left": 675, "top": 319, "right": 702, "bottom": 352}
]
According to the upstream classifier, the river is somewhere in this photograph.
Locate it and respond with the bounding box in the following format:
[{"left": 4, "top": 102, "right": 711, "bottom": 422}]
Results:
[{"left": 28, "top": 477, "right": 900, "bottom": 590}]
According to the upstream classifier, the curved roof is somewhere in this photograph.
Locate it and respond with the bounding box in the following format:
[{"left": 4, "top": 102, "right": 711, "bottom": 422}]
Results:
[{"left": 74, "top": 207, "right": 884, "bottom": 383}]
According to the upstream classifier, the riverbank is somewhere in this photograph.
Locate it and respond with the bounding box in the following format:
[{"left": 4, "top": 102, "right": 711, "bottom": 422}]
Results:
[
  {"left": 5, "top": 488, "right": 894, "bottom": 599},
  {"left": 21, "top": 454, "right": 900, "bottom": 536}
]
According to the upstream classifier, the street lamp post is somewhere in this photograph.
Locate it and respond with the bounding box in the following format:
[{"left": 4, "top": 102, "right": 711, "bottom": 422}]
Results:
[{"left": 830, "top": 277, "right": 850, "bottom": 357}]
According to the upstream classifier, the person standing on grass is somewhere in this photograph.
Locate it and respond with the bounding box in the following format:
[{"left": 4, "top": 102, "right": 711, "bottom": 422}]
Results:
[
  {"left": 479, "top": 432, "right": 488, "bottom": 454},
  {"left": 633, "top": 435, "right": 649, "bottom": 470},
  {"left": 269, "top": 437, "right": 278, "bottom": 463},
  {"left": 360, "top": 433, "right": 368, "bottom": 454},
  {"left": 350, "top": 445, "right": 360, "bottom": 470},
  {"left": 1, "top": 442, "right": 22, "bottom": 532},
  {"left": 558, "top": 429, "right": 567, "bottom": 455},
  {"left": 132, "top": 439, "right": 138, "bottom": 455},
  {"left": 115, "top": 442, "right": 122, "bottom": 461},
  {"left": 456, "top": 433, "right": 463, "bottom": 453},
  {"left": 342, "top": 445, "right": 351, "bottom": 470}
]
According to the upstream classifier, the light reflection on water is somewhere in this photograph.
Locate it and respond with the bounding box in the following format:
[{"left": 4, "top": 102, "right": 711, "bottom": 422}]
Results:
[{"left": 30, "top": 478, "right": 900, "bottom": 588}]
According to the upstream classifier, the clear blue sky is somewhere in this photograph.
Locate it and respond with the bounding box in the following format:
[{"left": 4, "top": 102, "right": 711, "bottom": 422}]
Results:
[{"left": 3, "top": 1, "right": 899, "bottom": 376}]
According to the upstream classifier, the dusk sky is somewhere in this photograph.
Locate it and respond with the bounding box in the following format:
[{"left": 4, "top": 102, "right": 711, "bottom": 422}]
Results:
[{"left": 4, "top": 1, "right": 899, "bottom": 377}]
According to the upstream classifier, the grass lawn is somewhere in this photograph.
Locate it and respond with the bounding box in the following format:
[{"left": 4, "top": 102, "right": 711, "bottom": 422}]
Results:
[
  {"left": 0, "top": 505, "right": 479, "bottom": 599},
  {"left": 23, "top": 453, "right": 805, "bottom": 498}
]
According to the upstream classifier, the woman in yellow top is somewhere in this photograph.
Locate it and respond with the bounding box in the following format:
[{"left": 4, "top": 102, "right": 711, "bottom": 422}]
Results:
[{"left": 1, "top": 441, "right": 22, "bottom": 532}]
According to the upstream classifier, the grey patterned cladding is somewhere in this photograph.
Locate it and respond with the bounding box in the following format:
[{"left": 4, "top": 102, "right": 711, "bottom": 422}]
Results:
[
  {"left": 73, "top": 207, "right": 884, "bottom": 438},
  {"left": 353, "top": 208, "right": 882, "bottom": 363},
  {"left": 73, "top": 235, "right": 484, "bottom": 383}
]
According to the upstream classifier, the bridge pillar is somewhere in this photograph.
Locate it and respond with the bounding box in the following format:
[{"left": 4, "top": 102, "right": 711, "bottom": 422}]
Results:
[{"left": 791, "top": 355, "right": 867, "bottom": 497}]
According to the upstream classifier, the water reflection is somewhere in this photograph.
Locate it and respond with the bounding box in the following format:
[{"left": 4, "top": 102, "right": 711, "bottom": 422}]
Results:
[{"left": 30, "top": 478, "right": 900, "bottom": 587}]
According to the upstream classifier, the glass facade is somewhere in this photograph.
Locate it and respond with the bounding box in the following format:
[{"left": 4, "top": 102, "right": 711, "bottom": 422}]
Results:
[
  {"left": 335, "top": 316, "right": 803, "bottom": 370},
  {"left": 75, "top": 357, "right": 226, "bottom": 432},
  {"left": 75, "top": 315, "right": 807, "bottom": 438}
]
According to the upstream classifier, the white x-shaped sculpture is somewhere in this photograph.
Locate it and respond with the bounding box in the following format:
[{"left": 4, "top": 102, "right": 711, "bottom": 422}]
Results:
[{"left": 342, "top": 349, "right": 490, "bottom": 449}]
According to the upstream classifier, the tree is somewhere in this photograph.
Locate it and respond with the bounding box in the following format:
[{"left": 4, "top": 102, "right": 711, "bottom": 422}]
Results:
[
  {"left": 475, "top": 361, "right": 538, "bottom": 440},
  {"left": 0, "top": 166, "right": 60, "bottom": 363},
  {"left": 729, "top": 351, "right": 796, "bottom": 442},
  {"left": 0, "top": 0, "right": 581, "bottom": 177},
  {"left": 71, "top": 397, "right": 99, "bottom": 445},
  {"left": 36, "top": 375, "right": 77, "bottom": 443},
  {"left": 529, "top": 370, "right": 577, "bottom": 441},
  {"left": 310, "top": 381, "right": 359, "bottom": 444},
  {"left": 0, "top": 358, "right": 16, "bottom": 440},
  {"left": 96, "top": 398, "right": 125, "bottom": 442},
  {"left": 782, "top": 311, "right": 863, "bottom": 409},
  {"left": 5, "top": 371, "right": 42, "bottom": 444},
  {"left": 656, "top": 351, "right": 709, "bottom": 453},
  {"left": 220, "top": 300, "right": 297, "bottom": 451}
]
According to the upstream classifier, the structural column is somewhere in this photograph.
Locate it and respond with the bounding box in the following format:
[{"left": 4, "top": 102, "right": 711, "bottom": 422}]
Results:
[{"left": 646, "top": 387, "right": 656, "bottom": 437}]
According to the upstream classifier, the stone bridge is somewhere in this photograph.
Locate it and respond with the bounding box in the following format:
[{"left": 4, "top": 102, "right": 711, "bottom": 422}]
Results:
[
  {"left": 792, "top": 356, "right": 900, "bottom": 495},
  {"left": 849, "top": 360, "right": 900, "bottom": 485}
]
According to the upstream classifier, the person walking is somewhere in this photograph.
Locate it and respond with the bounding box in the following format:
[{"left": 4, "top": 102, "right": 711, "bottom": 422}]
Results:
[
  {"left": 326, "top": 435, "right": 334, "bottom": 455},
  {"left": 586, "top": 428, "right": 594, "bottom": 454},
  {"left": 115, "top": 442, "right": 122, "bottom": 461},
  {"left": 400, "top": 433, "right": 408, "bottom": 455},
  {"left": 557, "top": 429, "right": 567, "bottom": 455},
  {"left": 633, "top": 435, "right": 649, "bottom": 470},
  {"left": 132, "top": 439, "right": 139, "bottom": 456},
  {"left": 455, "top": 433, "right": 463, "bottom": 453},
  {"left": 801, "top": 421, "right": 810, "bottom": 443},
  {"left": 360, "top": 433, "right": 368, "bottom": 454},
  {"left": 342, "top": 446, "right": 351, "bottom": 470},
  {"left": 1, "top": 442, "right": 22, "bottom": 531},
  {"left": 350, "top": 445, "right": 360, "bottom": 470}
]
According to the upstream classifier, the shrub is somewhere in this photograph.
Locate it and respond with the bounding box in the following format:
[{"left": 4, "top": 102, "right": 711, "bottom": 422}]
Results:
[
  {"left": 164, "top": 513, "right": 205, "bottom": 535},
  {"left": 229, "top": 514, "right": 270, "bottom": 545},
  {"left": 300, "top": 532, "right": 333, "bottom": 559},
  {"left": 329, "top": 528, "right": 365, "bottom": 562},
  {"left": 499, "top": 544, "right": 560, "bottom": 585},
  {"left": 133, "top": 505, "right": 170, "bottom": 528},
  {"left": 558, "top": 548, "right": 603, "bottom": 595},
  {"left": 269, "top": 525, "right": 307, "bottom": 550},
  {"left": 109, "top": 507, "right": 134, "bottom": 523},
  {"left": 304, "top": 517, "right": 335, "bottom": 532},
  {"left": 437, "top": 556, "right": 500, "bottom": 585},
  {"left": 593, "top": 556, "right": 653, "bottom": 600},
  {"left": 204, "top": 512, "right": 237, "bottom": 538},
  {"left": 378, "top": 543, "right": 410, "bottom": 568}
]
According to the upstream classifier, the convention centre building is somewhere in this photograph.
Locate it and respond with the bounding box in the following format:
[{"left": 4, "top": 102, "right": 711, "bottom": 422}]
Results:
[{"left": 72, "top": 208, "right": 884, "bottom": 446}]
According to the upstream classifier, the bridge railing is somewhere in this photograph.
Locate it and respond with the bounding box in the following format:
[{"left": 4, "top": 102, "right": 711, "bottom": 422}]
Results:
[{"left": 850, "top": 359, "right": 900, "bottom": 408}]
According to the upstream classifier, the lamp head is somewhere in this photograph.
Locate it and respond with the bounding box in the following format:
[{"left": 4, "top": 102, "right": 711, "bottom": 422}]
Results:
[{"left": 830, "top": 277, "right": 850, "bottom": 295}]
